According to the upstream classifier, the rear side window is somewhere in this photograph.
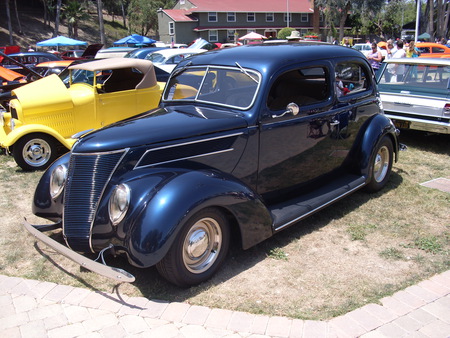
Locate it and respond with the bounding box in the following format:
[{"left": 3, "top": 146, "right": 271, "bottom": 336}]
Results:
[
  {"left": 267, "top": 66, "right": 329, "bottom": 111},
  {"left": 378, "top": 63, "right": 450, "bottom": 90},
  {"left": 335, "top": 61, "right": 370, "bottom": 97}
]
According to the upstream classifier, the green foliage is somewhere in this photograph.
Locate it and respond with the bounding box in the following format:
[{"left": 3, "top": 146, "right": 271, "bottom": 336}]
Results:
[
  {"left": 61, "top": 0, "right": 89, "bottom": 38},
  {"left": 277, "top": 27, "right": 295, "bottom": 40},
  {"left": 414, "top": 236, "right": 443, "bottom": 254},
  {"left": 379, "top": 247, "right": 406, "bottom": 260},
  {"left": 127, "top": 0, "right": 175, "bottom": 35},
  {"left": 267, "top": 247, "right": 289, "bottom": 261}
]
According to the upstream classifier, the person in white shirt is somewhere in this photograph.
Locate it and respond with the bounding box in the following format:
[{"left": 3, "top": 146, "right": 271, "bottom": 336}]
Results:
[{"left": 388, "top": 40, "right": 406, "bottom": 82}]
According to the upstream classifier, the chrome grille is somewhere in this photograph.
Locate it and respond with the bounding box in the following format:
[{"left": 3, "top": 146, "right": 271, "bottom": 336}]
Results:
[{"left": 63, "top": 150, "right": 126, "bottom": 252}]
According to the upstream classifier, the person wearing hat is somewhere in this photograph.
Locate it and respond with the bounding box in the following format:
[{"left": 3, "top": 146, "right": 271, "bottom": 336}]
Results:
[{"left": 287, "top": 30, "right": 302, "bottom": 42}]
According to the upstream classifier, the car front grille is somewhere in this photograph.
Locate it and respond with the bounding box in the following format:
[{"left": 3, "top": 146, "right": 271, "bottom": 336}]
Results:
[{"left": 63, "top": 150, "right": 126, "bottom": 252}]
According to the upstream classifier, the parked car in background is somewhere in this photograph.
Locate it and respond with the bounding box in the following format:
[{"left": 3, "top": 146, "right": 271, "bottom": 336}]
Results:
[
  {"left": 145, "top": 48, "right": 207, "bottom": 72},
  {"left": 60, "top": 44, "right": 103, "bottom": 60},
  {"left": 24, "top": 43, "right": 399, "bottom": 287},
  {"left": 124, "top": 47, "right": 166, "bottom": 59},
  {"left": 377, "top": 58, "right": 450, "bottom": 134},
  {"left": 0, "top": 58, "right": 165, "bottom": 170},
  {"left": 95, "top": 47, "right": 137, "bottom": 59},
  {"left": 32, "top": 60, "right": 74, "bottom": 78},
  {"left": 416, "top": 42, "right": 450, "bottom": 58},
  {"left": 1, "top": 52, "right": 62, "bottom": 74}
]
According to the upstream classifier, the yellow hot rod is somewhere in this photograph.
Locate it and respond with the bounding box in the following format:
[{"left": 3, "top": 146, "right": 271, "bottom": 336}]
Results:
[{"left": 0, "top": 58, "right": 164, "bottom": 170}]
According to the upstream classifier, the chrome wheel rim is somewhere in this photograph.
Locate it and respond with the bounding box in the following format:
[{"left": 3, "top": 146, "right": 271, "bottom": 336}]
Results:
[
  {"left": 373, "top": 145, "right": 389, "bottom": 183},
  {"left": 22, "top": 138, "right": 51, "bottom": 167},
  {"left": 183, "top": 217, "right": 222, "bottom": 274}
]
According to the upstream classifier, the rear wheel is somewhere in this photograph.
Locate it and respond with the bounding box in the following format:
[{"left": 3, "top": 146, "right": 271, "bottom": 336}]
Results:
[
  {"left": 13, "top": 133, "right": 60, "bottom": 171},
  {"left": 156, "top": 208, "right": 230, "bottom": 287},
  {"left": 365, "top": 136, "right": 393, "bottom": 192}
]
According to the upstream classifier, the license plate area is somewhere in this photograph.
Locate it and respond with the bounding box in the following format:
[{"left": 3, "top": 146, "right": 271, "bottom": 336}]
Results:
[{"left": 392, "top": 119, "right": 410, "bottom": 129}]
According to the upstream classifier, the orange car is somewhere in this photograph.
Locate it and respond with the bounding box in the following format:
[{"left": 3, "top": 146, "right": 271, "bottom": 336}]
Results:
[
  {"left": 0, "top": 65, "right": 26, "bottom": 83},
  {"left": 416, "top": 42, "right": 450, "bottom": 58}
]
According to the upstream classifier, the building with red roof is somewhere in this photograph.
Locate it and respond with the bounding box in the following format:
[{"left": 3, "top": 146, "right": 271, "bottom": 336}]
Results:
[{"left": 157, "top": 0, "right": 323, "bottom": 45}]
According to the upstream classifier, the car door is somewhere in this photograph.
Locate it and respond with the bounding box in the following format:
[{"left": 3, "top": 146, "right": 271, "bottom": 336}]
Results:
[{"left": 258, "top": 60, "right": 375, "bottom": 201}]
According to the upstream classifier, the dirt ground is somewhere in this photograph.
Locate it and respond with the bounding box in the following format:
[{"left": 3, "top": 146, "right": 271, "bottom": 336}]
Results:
[{"left": 0, "top": 130, "right": 448, "bottom": 321}]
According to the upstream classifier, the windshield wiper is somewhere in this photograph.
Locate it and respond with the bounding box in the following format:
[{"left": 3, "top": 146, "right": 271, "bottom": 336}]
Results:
[{"left": 235, "top": 62, "right": 259, "bottom": 84}]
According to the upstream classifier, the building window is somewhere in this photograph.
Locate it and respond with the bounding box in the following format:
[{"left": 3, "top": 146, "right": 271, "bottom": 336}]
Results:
[
  {"left": 284, "top": 13, "right": 292, "bottom": 23},
  {"left": 266, "top": 13, "right": 274, "bottom": 22},
  {"left": 168, "top": 22, "right": 174, "bottom": 35},
  {"left": 208, "top": 12, "right": 217, "bottom": 22},
  {"left": 209, "top": 30, "right": 218, "bottom": 42},
  {"left": 247, "top": 13, "right": 255, "bottom": 22},
  {"left": 301, "top": 13, "right": 308, "bottom": 23},
  {"left": 227, "top": 29, "right": 235, "bottom": 42},
  {"left": 227, "top": 12, "right": 236, "bottom": 22}
]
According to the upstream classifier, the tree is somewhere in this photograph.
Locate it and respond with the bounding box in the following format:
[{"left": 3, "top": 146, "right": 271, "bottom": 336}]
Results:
[
  {"left": 128, "top": 0, "right": 175, "bottom": 35},
  {"left": 316, "top": 0, "right": 384, "bottom": 41},
  {"left": 5, "top": 0, "right": 14, "bottom": 45},
  {"left": 277, "top": 27, "right": 295, "bottom": 40},
  {"left": 62, "top": 0, "right": 89, "bottom": 38},
  {"left": 13, "top": 0, "right": 22, "bottom": 35},
  {"left": 54, "top": 0, "right": 62, "bottom": 37},
  {"left": 97, "top": 0, "right": 106, "bottom": 45}
]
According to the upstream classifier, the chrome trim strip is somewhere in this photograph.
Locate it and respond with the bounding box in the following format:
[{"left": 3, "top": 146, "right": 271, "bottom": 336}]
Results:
[
  {"left": 135, "top": 132, "right": 243, "bottom": 169},
  {"left": 274, "top": 181, "right": 367, "bottom": 232}
]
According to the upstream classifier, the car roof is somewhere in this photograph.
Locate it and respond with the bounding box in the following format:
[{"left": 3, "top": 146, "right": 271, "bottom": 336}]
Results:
[
  {"left": 150, "top": 48, "right": 207, "bottom": 58},
  {"left": 176, "top": 42, "right": 364, "bottom": 73},
  {"left": 69, "top": 57, "right": 157, "bottom": 89},
  {"left": 7, "top": 52, "right": 62, "bottom": 58},
  {"left": 383, "top": 57, "right": 450, "bottom": 65}
]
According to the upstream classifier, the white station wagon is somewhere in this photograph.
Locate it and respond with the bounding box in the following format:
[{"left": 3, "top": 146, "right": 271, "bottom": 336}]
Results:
[{"left": 377, "top": 58, "right": 450, "bottom": 134}]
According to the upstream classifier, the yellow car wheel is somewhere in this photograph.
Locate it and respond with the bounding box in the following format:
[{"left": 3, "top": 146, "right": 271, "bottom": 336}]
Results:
[{"left": 13, "top": 133, "right": 59, "bottom": 171}]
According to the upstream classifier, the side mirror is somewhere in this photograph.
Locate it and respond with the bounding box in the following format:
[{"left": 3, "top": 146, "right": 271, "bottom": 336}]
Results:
[{"left": 272, "top": 102, "right": 300, "bottom": 118}]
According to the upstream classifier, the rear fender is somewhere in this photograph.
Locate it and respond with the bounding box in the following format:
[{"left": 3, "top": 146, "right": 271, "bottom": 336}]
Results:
[
  {"left": 117, "top": 169, "right": 273, "bottom": 268},
  {"left": 356, "top": 114, "right": 399, "bottom": 177}
]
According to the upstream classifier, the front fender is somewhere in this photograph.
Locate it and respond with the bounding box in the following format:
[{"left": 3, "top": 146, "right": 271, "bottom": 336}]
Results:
[
  {"left": 32, "top": 152, "right": 71, "bottom": 221},
  {"left": 1, "top": 123, "right": 75, "bottom": 149},
  {"left": 113, "top": 169, "right": 273, "bottom": 268}
]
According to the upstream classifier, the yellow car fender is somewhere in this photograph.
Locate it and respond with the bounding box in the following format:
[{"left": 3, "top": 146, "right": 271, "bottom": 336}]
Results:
[{"left": 1, "top": 123, "right": 76, "bottom": 150}]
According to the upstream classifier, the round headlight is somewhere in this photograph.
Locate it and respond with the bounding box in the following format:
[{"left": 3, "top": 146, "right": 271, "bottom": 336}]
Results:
[
  {"left": 50, "top": 164, "right": 68, "bottom": 199},
  {"left": 109, "top": 184, "right": 131, "bottom": 225}
]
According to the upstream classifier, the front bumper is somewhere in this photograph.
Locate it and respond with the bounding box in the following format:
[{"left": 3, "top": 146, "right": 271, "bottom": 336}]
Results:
[{"left": 23, "top": 218, "right": 135, "bottom": 283}]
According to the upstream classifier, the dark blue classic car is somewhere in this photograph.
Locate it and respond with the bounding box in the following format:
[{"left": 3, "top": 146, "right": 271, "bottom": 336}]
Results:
[{"left": 24, "top": 43, "right": 400, "bottom": 286}]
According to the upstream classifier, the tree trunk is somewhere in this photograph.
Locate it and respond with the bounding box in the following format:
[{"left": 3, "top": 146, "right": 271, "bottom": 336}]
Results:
[
  {"left": 443, "top": 1, "right": 450, "bottom": 39},
  {"left": 338, "top": 2, "right": 351, "bottom": 42},
  {"left": 427, "top": 0, "right": 434, "bottom": 41},
  {"left": 97, "top": 0, "right": 106, "bottom": 45},
  {"left": 121, "top": 0, "right": 127, "bottom": 29},
  {"left": 437, "top": 0, "right": 444, "bottom": 39},
  {"left": 54, "top": 0, "right": 62, "bottom": 37},
  {"left": 13, "top": 0, "right": 22, "bottom": 34},
  {"left": 6, "top": 0, "right": 14, "bottom": 45}
]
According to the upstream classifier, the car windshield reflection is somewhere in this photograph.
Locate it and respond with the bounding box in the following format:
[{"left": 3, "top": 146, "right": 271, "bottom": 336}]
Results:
[{"left": 163, "top": 66, "right": 261, "bottom": 110}]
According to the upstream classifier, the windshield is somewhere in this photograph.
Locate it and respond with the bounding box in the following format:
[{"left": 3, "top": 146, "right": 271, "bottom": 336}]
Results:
[
  {"left": 146, "top": 53, "right": 165, "bottom": 63},
  {"left": 162, "top": 66, "right": 261, "bottom": 110}
]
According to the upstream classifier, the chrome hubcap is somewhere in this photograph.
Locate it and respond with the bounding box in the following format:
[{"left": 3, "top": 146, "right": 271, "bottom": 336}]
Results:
[
  {"left": 23, "top": 138, "right": 51, "bottom": 167},
  {"left": 373, "top": 145, "right": 389, "bottom": 183},
  {"left": 183, "top": 217, "right": 222, "bottom": 274}
]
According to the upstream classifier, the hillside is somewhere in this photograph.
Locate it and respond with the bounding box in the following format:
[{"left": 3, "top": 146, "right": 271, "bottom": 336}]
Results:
[{"left": 0, "top": 2, "right": 134, "bottom": 50}]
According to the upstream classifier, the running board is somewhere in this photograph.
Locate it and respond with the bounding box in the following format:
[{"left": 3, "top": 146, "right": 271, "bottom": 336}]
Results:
[{"left": 271, "top": 175, "right": 367, "bottom": 232}]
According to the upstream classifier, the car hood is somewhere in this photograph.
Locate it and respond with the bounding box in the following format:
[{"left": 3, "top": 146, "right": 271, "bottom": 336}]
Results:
[
  {"left": 81, "top": 44, "right": 104, "bottom": 58},
  {"left": 73, "top": 105, "right": 248, "bottom": 153},
  {"left": 11, "top": 74, "right": 72, "bottom": 112}
]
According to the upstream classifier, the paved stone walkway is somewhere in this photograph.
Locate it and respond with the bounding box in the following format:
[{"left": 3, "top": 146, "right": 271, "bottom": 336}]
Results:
[{"left": 0, "top": 271, "right": 449, "bottom": 337}]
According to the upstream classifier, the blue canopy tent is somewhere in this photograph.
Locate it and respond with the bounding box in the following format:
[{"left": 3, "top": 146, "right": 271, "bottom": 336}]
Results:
[
  {"left": 36, "top": 36, "right": 88, "bottom": 51},
  {"left": 113, "top": 34, "right": 156, "bottom": 47}
]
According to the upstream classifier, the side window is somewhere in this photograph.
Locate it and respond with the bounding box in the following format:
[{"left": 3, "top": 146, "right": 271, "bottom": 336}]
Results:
[
  {"left": 335, "top": 61, "right": 369, "bottom": 97},
  {"left": 267, "top": 67, "right": 329, "bottom": 111}
]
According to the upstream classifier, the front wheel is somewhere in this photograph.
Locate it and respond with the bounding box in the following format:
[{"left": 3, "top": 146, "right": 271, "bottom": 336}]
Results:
[
  {"left": 13, "top": 133, "right": 60, "bottom": 171},
  {"left": 365, "top": 136, "right": 393, "bottom": 192},
  {"left": 156, "top": 208, "right": 230, "bottom": 287}
]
